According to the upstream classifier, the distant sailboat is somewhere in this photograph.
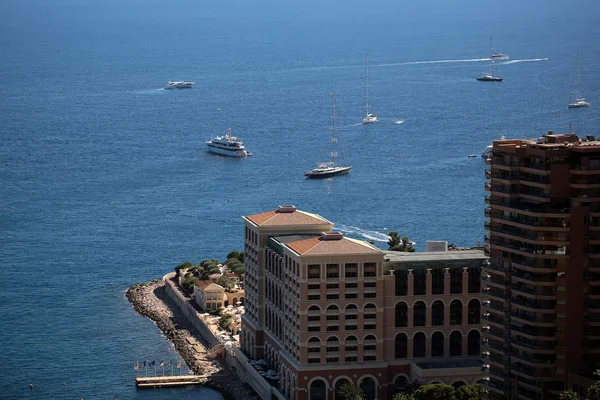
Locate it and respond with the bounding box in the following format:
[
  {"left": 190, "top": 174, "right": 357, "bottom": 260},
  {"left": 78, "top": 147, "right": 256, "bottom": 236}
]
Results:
[
  {"left": 305, "top": 93, "right": 352, "bottom": 179},
  {"left": 568, "top": 53, "right": 591, "bottom": 109},
  {"left": 477, "top": 37, "right": 504, "bottom": 82},
  {"left": 362, "top": 53, "right": 377, "bottom": 124}
]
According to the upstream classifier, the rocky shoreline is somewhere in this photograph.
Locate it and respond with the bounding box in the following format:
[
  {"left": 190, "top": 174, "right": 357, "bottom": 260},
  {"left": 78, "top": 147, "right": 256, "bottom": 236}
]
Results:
[{"left": 126, "top": 279, "right": 256, "bottom": 400}]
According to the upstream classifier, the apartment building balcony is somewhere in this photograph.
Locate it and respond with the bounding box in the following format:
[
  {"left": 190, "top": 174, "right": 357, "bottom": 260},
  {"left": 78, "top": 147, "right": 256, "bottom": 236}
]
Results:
[
  {"left": 485, "top": 207, "right": 491, "bottom": 218},
  {"left": 483, "top": 274, "right": 508, "bottom": 289},
  {"left": 511, "top": 338, "right": 556, "bottom": 354},
  {"left": 510, "top": 323, "right": 555, "bottom": 341},
  {"left": 483, "top": 312, "right": 505, "bottom": 329},
  {"left": 571, "top": 178, "right": 600, "bottom": 189},
  {"left": 482, "top": 339, "right": 505, "bottom": 354},
  {"left": 483, "top": 287, "right": 509, "bottom": 302},
  {"left": 481, "top": 379, "right": 504, "bottom": 395},
  {"left": 512, "top": 271, "right": 556, "bottom": 286},
  {"left": 571, "top": 164, "right": 600, "bottom": 174},
  {"left": 511, "top": 284, "right": 556, "bottom": 300},
  {"left": 483, "top": 261, "right": 510, "bottom": 276},
  {"left": 494, "top": 229, "right": 570, "bottom": 246},
  {"left": 521, "top": 162, "right": 552, "bottom": 173},
  {"left": 483, "top": 326, "right": 506, "bottom": 343},
  {"left": 485, "top": 182, "right": 492, "bottom": 192},
  {"left": 485, "top": 195, "right": 491, "bottom": 205},
  {"left": 512, "top": 297, "right": 556, "bottom": 314},
  {"left": 588, "top": 314, "right": 600, "bottom": 327},
  {"left": 515, "top": 375, "right": 544, "bottom": 393},
  {"left": 510, "top": 363, "right": 555, "bottom": 381},
  {"left": 485, "top": 169, "right": 492, "bottom": 179},
  {"left": 511, "top": 312, "right": 555, "bottom": 328},
  {"left": 492, "top": 203, "right": 570, "bottom": 220},
  {"left": 586, "top": 328, "right": 600, "bottom": 340},
  {"left": 511, "top": 259, "right": 556, "bottom": 274},
  {"left": 572, "top": 190, "right": 600, "bottom": 203},
  {"left": 492, "top": 240, "right": 568, "bottom": 260},
  {"left": 482, "top": 352, "right": 505, "bottom": 368},
  {"left": 510, "top": 353, "right": 556, "bottom": 368},
  {"left": 483, "top": 300, "right": 507, "bottom": 315},
  {"left": 484, "top": 366, "right": 507, "bottom": 382}
]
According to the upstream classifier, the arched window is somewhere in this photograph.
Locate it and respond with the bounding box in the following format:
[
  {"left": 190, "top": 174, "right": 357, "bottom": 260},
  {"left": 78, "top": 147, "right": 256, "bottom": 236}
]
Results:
[
  {"left": 450, "top": 330, "right": 463, "bottom": 356},
  {"left": 308, "top": 337, "right": 321, "bottom": 358},
  {"left": 364, "top": 303, "right": 377, "bottom": 330},
  {"left": 345, "top": 335, "right": 358, "bottom": 363},
  {"left": 335, "top": 378, "right": 352, "bottom": 400},
  {"left": 431, "top": 331, "right": 444, "bottom": 357},
  {"left": 468, "top": 330, "right": 481, "bottom": 355},
  {"left": 309, "top": 379, "right": 327, "bottom": 400},
  {"left": 326, "top": 337, "right": 339, "bottom": 363},
  {"left": 363, "top": 334, "right": 377, "bottom": 361},
  {"left": 413, "top": 332, "right": 426, "bottom": 358},
  {"left": 452, "top": 381, "right": 466, "bottom": 389},
  {"left": 413, "top": 301, "right": 426, "bottom": 327},
  {"left": 394, "top": 375, "right": 409, "bottom": 393},
  {"left": 468, "top": 299, "right": 480, "bottom": 324},
  {"left": 395, "top": 302, "right": 408, "bottom": 327},
  {"left": 450, "top": 299, "right": 463, "bottom": 325},
  {"left": 360, "top": 377, "right": 377, "bottom": 400},
  {"left": 395, "top": 333, "right": 408, "bottom": 359},
  {"left": 431, "top": 300, "right": 444, "bottom": 326}
]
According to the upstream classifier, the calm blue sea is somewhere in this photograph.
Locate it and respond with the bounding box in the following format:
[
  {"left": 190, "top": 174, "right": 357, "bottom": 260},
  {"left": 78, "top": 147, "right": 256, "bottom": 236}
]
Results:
[{"left": 1, "top": 0, "right": 599, "bottom": 398}]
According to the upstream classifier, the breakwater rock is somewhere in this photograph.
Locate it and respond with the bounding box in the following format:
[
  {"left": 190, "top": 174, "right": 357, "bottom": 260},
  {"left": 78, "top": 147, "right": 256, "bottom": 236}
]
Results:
[{"left": 126, "top": 280, "right": 256, "bottom": 400}]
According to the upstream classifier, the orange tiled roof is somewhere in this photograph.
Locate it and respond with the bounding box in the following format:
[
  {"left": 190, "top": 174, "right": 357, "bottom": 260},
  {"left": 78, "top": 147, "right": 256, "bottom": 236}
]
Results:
[
  {"left": 287, "top": 237, "right": 382, "bottom": 256},
  {"left": 245, "top": 209, "right": 331, "bottom": 227}
]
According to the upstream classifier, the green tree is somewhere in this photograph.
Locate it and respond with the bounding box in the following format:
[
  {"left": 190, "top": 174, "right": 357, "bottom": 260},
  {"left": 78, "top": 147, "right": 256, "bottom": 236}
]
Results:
[
  {"left": 393, "top": 393, "right": 415, "bottom": 400},
  {"left": 338, "top": 382, "right": 365, "bottom": 400},
  {"left": 181, "top": 274, "right": 197, "bottom": 293},
  {"left": 387, "top": 231, "right": 401, "bottom": 250},
  {"left": 560, "top": 389, "right": 580, "bottom": 400},
  {"left": 387, "top": 232, "right": 415, "bottom": 252},
  {"left": 218, "top": 314, "right": 232, "bottom": 331},
  {"left": 175, "top": 261, "right": 193, "bottom": 275},
  {"left": 227, "top": 250, "right": 244, "bottom": 263},
  {"left": 234, "top": 266, "right": 245, "bottom": 276},
  {"left": 413, "top": 383, "right": 456, "bottom": 400},
  {"left": 456, "top": 384, "right": 484, "bottom": 400}
]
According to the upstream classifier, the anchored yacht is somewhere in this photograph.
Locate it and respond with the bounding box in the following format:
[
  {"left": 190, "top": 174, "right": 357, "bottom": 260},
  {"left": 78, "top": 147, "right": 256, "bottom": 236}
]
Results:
[
  {"left": 164, "top": 81, "right": 195, "bottom": 89},
  {"left": 206, "top": 128, "right": 251, "bottom": 157}
]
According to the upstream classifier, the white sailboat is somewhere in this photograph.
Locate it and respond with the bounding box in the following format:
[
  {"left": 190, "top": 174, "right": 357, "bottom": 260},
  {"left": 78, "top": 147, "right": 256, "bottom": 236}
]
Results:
[
  {"left": 362, "top": 52, "right": 377, "bottom": 124},
  {"left": 568, "top": 53, "right": 591, "bottom": 109},
  {"left": 477, "top": 37, "right": 503, "bottom": 82},
  {"left": 305, "top": 93, "right": 352, "bottom": 179}
]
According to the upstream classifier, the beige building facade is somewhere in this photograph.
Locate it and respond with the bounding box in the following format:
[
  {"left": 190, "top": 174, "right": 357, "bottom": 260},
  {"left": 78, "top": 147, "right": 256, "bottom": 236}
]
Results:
[{"left": 240, "top": 206, "right": 486, "bottom": 400}]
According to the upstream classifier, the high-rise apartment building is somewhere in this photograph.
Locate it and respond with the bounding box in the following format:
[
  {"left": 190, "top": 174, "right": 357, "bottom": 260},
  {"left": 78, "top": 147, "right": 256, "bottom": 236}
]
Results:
[
  {"left": 240, "top": 205, "right": 486, "bottom": 400},
  {"left": 482, "top": 131, "right": 600, "bottom": 399}
]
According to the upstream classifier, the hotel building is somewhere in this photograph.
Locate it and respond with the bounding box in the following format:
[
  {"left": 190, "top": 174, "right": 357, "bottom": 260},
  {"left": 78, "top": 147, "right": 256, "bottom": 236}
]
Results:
[
  {"left": 482, "top": 131, "right": 600, "bottom": 399},
  {"left": 240, "top": 205, "right": 486, "bottom": 400}
]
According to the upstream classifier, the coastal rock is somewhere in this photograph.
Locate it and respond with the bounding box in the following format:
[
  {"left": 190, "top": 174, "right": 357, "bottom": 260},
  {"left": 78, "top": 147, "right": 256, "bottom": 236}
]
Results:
[{"left": 126, "top": 280, "right": 256, "bottom": 400}]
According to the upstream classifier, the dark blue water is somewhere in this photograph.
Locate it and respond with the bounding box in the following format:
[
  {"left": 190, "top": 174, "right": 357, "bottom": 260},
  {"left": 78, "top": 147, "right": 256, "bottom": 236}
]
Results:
[{"left": 1, "top": 0, "right": 599, "bottom": 398}]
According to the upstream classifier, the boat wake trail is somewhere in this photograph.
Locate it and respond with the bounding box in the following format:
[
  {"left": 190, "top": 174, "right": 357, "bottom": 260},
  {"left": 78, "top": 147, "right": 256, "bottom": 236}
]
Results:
[
  {"left": 499, "top": 58, "right": 549, "bottom": 65},
  {"left": 376, "top": 58, "right": 490, "bottom": 68},
  {"left": 336, "top": 224, "right": 390, "bottom": 243}
]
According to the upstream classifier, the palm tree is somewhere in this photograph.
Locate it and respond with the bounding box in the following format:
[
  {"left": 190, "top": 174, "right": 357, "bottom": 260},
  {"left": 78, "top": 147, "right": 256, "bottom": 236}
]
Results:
[{"left": 388, "top": 232, "right": 416, "bottom": 252}]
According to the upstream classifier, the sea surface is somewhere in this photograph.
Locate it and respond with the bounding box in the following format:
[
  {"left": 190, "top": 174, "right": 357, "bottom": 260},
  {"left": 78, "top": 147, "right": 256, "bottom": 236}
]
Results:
[{"left": 1, "top": 0, "right": 599, "bottom": 398}]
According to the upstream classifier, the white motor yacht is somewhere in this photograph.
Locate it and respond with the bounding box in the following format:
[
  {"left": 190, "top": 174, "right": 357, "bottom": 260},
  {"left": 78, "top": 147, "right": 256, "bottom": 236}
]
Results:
[
  {"left": 164, "top": 81, "right": 195, "bottom": 89},
  {"left": 206, "top": 128, "right": 251, "bottom": 157}
]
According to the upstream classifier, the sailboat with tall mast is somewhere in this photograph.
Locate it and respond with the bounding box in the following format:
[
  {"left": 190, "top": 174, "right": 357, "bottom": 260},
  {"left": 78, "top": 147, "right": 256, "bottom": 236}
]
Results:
[
  {"left": 362, "top": 52, "right": 377, "bottom": 124},
  {"left": 477, "top": 37, "right": 504, "bottom": 82},
  {"left": 568, "top": 53, "right": 591, "bottom": 108},
  {"left": 305, "top": 93, "right": 352, "bottom": 179}
]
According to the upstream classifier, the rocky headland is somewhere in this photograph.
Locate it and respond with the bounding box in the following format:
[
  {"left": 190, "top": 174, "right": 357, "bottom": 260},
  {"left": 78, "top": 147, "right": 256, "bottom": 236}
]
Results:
[{"left": 126, "top": 279, "right": 256, "bottom": 400}]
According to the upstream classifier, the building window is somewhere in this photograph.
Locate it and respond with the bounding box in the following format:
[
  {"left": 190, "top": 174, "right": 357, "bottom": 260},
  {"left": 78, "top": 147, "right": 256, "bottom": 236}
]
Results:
[
  {"left": 468, "top": 267, "right": 481, "bottom": 293},
  {"left": 308, "top": 295, "right": 320, "bottom": 300},
  {"left": 345, "top": 263, "right": 358, "bottom": 278},
  {"left": 308, "top": 264, "right": 320, "bottom": 279},
  {"left": 395, "top": 270, "right": 408, "bottom": 296},
  {"left": 414, "top": 269, "right": 426, "bottom": 295},
  {"left": 326, "top": 264, "right": 339, "bottom": 279},
  {"left": 432, "top": 300, "right": 444, "bottom": 326},
  {"left": 364, "top": 292, "right": 376, "bottom": 298},
  {"left": 450, "top": 268, "right": 463, "bottom": 294},
  {"left": 432, "top": 269, "right": 444, "bottom": 295},
  {"left": 395, "top": 302, "right": 408, "bottom": 327},
  {"left": 327, "top": 294, "right": 339, "bottom": 300},
  {"left": 364, "top": 263, "right": 377, "bottom": 277},
  {"left": 450, "top": 299, "right": 463, "bottom": 325},
  {"left": 413, "top": 301, "right": 426, "bottom": 326},
  {"left": 345, "top": 293, "right": 358, "bottom": 299}
]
